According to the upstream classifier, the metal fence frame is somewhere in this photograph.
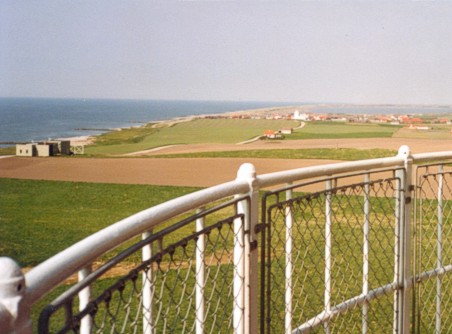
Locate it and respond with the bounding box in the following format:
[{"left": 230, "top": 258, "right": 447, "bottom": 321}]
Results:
[{"left": 1, "top": 145, "right": 452, "bottom": 333}]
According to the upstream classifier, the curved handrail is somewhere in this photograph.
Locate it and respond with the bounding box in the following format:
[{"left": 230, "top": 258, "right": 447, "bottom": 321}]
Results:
[
  {"left": 411, "top": 150, "right": 452, "bottom": 163},
  {"left": 257, "top": 155, "right": 405, "bottom": 188}
]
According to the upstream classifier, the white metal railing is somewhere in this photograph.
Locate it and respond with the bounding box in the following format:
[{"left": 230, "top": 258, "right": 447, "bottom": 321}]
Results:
[{"left": 0, "top": 145, "right": 451, "bottom": 333}]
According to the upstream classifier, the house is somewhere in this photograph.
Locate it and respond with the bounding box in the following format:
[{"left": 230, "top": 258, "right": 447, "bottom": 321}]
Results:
[
  {"left": 47, "top": 140, "right": 70, "bottom": 155},
  {"left": 293, "top": 110, "right": 310, "bottom": 121},
  {"left": 16, "top": 143, "right": 36, "bottom": 157},
  {"left": 281, "top": 128, "right": 293, "bottom": 135},
  {"left": 264, "top": 130, "right": 283, "bottom": 139},
  {"left": 36, "top": 144, "right": 52, "bottom": 157},
  {"left": 15, "top": 140, "right": 72, "bottom": 157}
]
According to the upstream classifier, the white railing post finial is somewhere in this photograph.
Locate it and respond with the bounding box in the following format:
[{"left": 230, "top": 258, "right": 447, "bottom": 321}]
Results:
[
  {"left": 397, "top": 145, "right": 411, "bottom": 160},
  {"left": 0, "top": 257, "right": 31, "bottom": 334}
]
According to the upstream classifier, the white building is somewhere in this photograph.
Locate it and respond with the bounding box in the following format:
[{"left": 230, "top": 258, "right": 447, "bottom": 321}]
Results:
[{"left": 293, "top": 110, "right": 310, "bottom": 121}]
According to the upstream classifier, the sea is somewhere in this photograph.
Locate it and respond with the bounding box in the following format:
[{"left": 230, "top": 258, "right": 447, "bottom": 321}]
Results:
[
  {"left": 1, "top": 97, "right": 452, "bottom": 146},
  {"left": 0, "top": 98, "right": 299, "bottom": 145}
]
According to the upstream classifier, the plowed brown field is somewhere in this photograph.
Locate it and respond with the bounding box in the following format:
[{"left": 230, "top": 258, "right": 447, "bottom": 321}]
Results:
[{"left": 1, "top": 138, "right": 451, "bottom": 187}]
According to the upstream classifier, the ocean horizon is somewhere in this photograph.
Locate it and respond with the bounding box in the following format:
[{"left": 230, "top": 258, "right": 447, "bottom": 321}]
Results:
[{"left": 1, "top": 97, "right": 452, "bottom": 146}]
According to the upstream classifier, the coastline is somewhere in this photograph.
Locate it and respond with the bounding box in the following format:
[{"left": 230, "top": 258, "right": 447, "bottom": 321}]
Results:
[{"left": 4, "top": 102, "right": 452, "bottom": 150}]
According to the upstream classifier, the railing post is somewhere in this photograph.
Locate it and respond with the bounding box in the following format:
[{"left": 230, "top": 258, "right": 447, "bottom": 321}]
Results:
[
  {"left": 395, "top": 145, "right": 413, "bottom": 334},
  {"left": 362, "top": 173, "right": 370, "bottom": 334},
  {"left": 195, "top": 209, "right": 206, "bottom": 334},
  {"left": 142, "top": 231, "right": 153, "bottom": 334},
  {"left": 236, "top": 163, "right": 259, "bottom": 334},
  {"left": 324, "top": 179, "right": 333, "bottom": 334},
  {"left": 0, "top": 257, "right": 32, "bottom": 334},
  {"left": 436, "top": 164, "right": 443, "bottom": 334},
  {"left": 285, "top": 186, "right": 293, "bottom": 334},
  {"left": 78, "top": 265, "right": 92, "bottom": 334}
]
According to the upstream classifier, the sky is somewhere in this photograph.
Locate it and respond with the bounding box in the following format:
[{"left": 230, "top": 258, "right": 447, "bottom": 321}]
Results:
[{"left": 1, "top": 1, "right": 452, "bottom": 105}]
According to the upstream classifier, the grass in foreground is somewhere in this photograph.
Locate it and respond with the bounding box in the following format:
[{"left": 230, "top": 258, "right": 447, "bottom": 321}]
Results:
[
  {"left": 0, "top": 178, "right": 200, "bottom": 266},
  {"left": 153, "top": 148, "right": 398, "bottom": 161}
]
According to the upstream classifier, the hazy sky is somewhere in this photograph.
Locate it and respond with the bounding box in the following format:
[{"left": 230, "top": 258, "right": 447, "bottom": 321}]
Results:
[{"left": 1, "top": 1, "right": 452, "bottom": 104}]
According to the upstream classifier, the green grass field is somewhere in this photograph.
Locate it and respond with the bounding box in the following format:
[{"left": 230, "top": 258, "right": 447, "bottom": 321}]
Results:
[
  {"left": 393, "top": 126, "right": 452, "bottom": 140},
  {"left": 84, "top": 119, "right": 403, "bottom": 155},
  {"left": 86, "top": 118, "right": 298, "bottom": 155},
  {"left": 290, "top": 121, "right": 401, "bottom": 139},
  {"left": 154, "top": 148, "right": 397, "bottom": 160},
  {"left": 0, "top": 178, "right": 200, "bottom": 266}
]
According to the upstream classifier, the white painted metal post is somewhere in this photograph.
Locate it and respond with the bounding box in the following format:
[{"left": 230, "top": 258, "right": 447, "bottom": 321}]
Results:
[
  {"left": 78, "top": 265, "right": 92, "bottom": 334},
  {"left": 436, "top": 164, "right": 443, "bottom": 334},
  {"left": 394, "top": 167, "right": 401, "bottom": 334},
  {"left": 285, "top": 187, "right": 293, "bottom": 334},
  {"left": 362, "top": 174, "right": 370, "bottom": 334},
  {"left": 142, "top": 231, "right": 153, "bottom": 334},
  {"left": 236, "top": 163, "right": 259, "bottom": 334},
  {"left": 324, "top": 179, "right": 332, "bottom": 334},
  {"left": 195, "top": 210, "right": 206, "bottom": 334},
  {"left": 395, "top": 145, "right": 413, "bottom": 334},
  {"left": 233, "top": 210, "right": 245, "bottom": 334},
  {"left": 0, "top": 257, "right": 32, "bottom": 334}
]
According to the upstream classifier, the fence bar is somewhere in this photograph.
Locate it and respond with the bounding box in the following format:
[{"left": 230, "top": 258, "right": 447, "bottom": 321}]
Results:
[
  {"left": 362, "top": 174, "right": 370, "bottom": 334},
  {"left": 324, "top": 179, "right": 333, "bottom": 334},
  {"left": 195, "top": 210, "right": 206, "bottom": 334},
  {"left": 293, "top": 282, "right": 398, "bottom": 334},
  {"left": 416, "top": 264, "right": 452, "bottom": 283},
  {"left": 142, "top": 231, "right": 153, "bottom": 334},
  {"left": 436, "top": 164, "right": 443, "bottom": 334},
  {"left": 78, "top": 265, "right": 92, "bottom": 334},
  {"left": 285, "top": 187, "right": 293, "bottom": 334}
]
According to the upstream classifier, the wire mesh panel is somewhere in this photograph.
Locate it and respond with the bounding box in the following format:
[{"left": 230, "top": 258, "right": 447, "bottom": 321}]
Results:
[
  {"left": 415, "top": 165, "right": 452, "bottom": 334},
  {"left": 38, "top": 198, "right": 247, "bottom": 334},
  {"left": 262, "top": 173, "right": 402, "bottom": 334}
]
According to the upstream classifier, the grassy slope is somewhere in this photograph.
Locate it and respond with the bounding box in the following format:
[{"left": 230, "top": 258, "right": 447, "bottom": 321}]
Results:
[
  {"left": 0, "top": 178, "right": 199, "bottom": 266},
  {"left": 86, "top": 118, "right": 298, "bottom": 155}
]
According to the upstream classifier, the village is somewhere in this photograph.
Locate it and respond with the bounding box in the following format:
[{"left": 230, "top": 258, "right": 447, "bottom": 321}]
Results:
[{"left": 198, "top": 107, "right": 452, "bottom": 139}]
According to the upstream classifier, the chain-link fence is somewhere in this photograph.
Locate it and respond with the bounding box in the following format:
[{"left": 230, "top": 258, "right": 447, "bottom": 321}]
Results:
[
  {"left": 38, "top": 197, "right": 248, "bottom": 333},
  {"left": 10, "top": 150, "right": 452, "bottom": 334},
  {"left": 261, "top": 171, "right": 403, "bottom": 333},
  {"left": 415, "top": 164, "right": 452, "bottom": 334}
]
